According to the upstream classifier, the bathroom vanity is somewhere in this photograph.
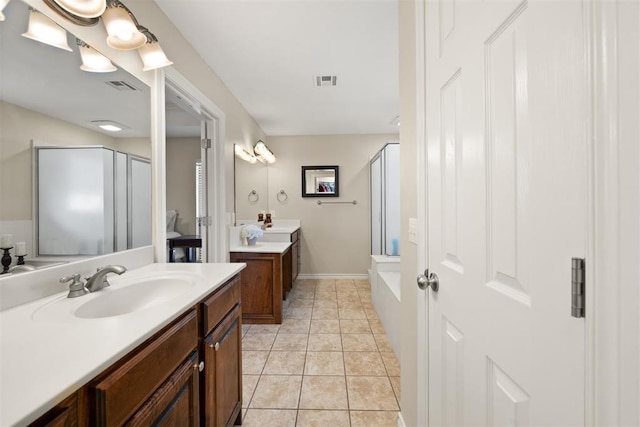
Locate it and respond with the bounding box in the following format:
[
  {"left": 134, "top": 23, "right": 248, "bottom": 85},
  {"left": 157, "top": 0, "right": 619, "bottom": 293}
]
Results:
[{"left": 0, "top": 263, "right": 245, "bottom": 426}]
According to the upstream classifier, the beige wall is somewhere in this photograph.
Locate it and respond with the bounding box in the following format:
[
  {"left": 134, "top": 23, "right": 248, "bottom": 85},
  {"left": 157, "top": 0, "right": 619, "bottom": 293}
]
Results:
[
  {"left": 166, "top": 137, "right": 201, "bottom": 235},
  {"left": 261, "top": 134, "right": 397, "bottom": 276},
  {"left": 127, "top": 0, "right": 267, "bottom": 217},
  {"left": 0, "top": 101, "right": 122, "bottom": 221},
  {"left": 398, "top": 1, "right": 420, "bottom": 426}
]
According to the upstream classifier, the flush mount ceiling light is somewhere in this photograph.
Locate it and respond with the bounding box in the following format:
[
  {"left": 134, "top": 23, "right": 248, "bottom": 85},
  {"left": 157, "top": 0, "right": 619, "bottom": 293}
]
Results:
[
  {"left": 253, "top": 140, "right": 276, "bottom": 164},
  {"left": 77, "top": 39, "right": 117, "bottom": 72},
  {"left": 137, "top": 28, "right": 173, "bottom": 71},
  {"left": 234, "top": 145, "right": 257, "bottom": 164},
  {"left": 22, "top": 8, "right": 73, "bottom": 51},
  {"left": 0, "top": 0, "right": 10, "bottom": 21},
  {"left": 91, "top": 120, "right": 129, "bottom": 132},
  {"left": 101, "top": 0, "right": 146, "bottom": 50}
]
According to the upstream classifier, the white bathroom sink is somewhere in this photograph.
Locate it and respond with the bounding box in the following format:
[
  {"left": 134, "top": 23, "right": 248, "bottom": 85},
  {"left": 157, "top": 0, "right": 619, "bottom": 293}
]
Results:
[{"left": 32, "top": 272, "right": 199, "bottom": 321}]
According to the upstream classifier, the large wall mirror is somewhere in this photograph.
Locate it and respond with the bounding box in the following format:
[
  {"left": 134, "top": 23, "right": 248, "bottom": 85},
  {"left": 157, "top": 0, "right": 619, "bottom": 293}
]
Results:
[
  {"left": 234, "top": 152, "right": 269, "bottom": 221},
  {"left": 302, "top": 166, "right": 339, "bottom": 197},
  {"left": 0, "top": 1, "right": 151, "bottom": 271}
]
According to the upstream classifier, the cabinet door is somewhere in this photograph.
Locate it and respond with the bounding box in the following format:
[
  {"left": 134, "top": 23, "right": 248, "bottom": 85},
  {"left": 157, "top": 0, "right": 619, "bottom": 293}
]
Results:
[
  {"left": 126, "top": 352, "right": 200, "bottom": 427},
  {"left": 291, "top": 239, "right": 299, "bottom": 282},
  {"left": 204, "top": 305, "right": 242, "bottom": 427}
]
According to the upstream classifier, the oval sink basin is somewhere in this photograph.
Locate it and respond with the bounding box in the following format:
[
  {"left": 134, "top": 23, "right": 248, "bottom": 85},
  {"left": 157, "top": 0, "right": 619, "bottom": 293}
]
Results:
[
  {"left": 32, "top": 272, "right": 199, "bottom": 321},
  {"left": 75, "top": 277, "right": 193, "bottom": 319}
]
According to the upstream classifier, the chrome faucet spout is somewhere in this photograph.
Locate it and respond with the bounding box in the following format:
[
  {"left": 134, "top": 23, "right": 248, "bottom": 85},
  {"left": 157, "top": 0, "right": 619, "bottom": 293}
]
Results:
[{"left": 85, "top": 265, "right": 127, "bottom": 292}]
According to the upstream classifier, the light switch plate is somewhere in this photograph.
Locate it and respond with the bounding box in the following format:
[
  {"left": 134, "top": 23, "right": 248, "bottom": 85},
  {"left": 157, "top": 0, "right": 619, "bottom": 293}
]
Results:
[{"left": 408, "top": 218, "right": 418, "bottom": 244}]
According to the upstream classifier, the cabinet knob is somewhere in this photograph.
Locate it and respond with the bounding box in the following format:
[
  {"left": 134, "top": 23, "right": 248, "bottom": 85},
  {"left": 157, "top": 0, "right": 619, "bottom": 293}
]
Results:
[
  {"left": 214, "top": 342, "right": 220, "bottom": 351},
  {"left": 194, "top": 361, "right": 204, "bottom": 372}
]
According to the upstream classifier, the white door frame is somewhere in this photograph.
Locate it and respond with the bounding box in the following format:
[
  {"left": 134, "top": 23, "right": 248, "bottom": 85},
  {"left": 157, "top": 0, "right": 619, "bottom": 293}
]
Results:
[{"left": 150, "top": 68, "right": 228, "bottom": 263}]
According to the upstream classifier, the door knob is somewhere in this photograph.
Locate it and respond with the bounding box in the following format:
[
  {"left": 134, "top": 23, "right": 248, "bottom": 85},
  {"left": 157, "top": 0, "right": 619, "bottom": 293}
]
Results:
[{"left": 417, "top": 270, "right": 439, "bottom": 293}]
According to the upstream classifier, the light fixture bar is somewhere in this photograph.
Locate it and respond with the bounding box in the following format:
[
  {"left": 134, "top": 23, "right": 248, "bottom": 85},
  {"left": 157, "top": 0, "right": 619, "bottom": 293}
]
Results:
[
  {"left": 77, "top": 39, "right": 117, "bottom": 72},
  {"left": 102, "top": 0, "right": 146, "bottom": 50},
  {"left": 254, "top": 140, "right": 276, "bottom": 164},
  {"left": 235, "top": 144, "right": 258, "bottom": 164},
  {"left": 22, "top": 8, "right": 73, "bottom": 51}
]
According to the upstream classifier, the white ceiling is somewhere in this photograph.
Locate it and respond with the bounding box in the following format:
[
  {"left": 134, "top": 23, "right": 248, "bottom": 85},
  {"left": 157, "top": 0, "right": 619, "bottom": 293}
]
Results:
[{"left": 154, "top": 0, "right": 400, "bottom": 136}]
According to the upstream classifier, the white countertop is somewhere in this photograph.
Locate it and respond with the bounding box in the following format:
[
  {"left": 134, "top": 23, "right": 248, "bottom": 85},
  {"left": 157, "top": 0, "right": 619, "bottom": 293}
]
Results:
[
  {"left": 229, "top": 241, "right": 292, "bottom": 254},
  {"left": 0, "top": 262, "right": 245, "bottom": 426}
]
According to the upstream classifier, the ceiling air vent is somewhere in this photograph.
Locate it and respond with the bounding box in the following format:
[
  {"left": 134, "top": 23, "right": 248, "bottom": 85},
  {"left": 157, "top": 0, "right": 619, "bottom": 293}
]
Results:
[
  {"left": 104, "top": 80, "right": 140, "bottom": 91},
  {"left": 314, "top": 75, "right": 337, "bottom": 87}
]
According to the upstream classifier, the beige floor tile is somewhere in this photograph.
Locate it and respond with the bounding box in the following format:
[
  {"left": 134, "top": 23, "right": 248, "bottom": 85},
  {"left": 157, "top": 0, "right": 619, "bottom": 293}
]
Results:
[
  {"left": 279, "top": 318, "right": 311, "bottom": 334},
  {"left": 288, "top": 298, "right": 314, "bottom": 309},
  {"left": 296, "top": 279, "right": 317, "bottom": 289},
  {"left": 350, "top": 410, "right": 399, "bottom": 427},
  {"left": 380, "top": 352, "right": 400, "bottom": 376},
  {"left": 368, "top": 319, "right": 387, "bottom": 334},
  {"left": 336, "top": 292, "right": 359, "bottom": 301},
  {"left": 316, "top": 280, "right": 336, "bottom": 291},
  {"left": 346, "top": 377, "right": 399, "bottom": 411},
  {"left": 291, "top": 290, "right": 316, "bottom": 300},
  {"left": 242, "top": 350, "right": 270, "bottom": 375},
  {"left": 242, "top": 409, "right": 297, "bottom": 426},
  {"left": 242, "top": 375, "right": 260, "bottom": 408},
  {"left": 354, "top": 279, "right": 371, "bottom": 288},
  {"left": 343, "top": 352, "right": 387, "bottom": 376},
  {"left": 312, "top": 307, "right": 339, "bottom": 319},
  {"left": 286, "top": 307, "right": 313, "bottom": 319},
  {"left": 272, "top": 333, "right": 308, "bottom": 351},
  {"left": 374, "top": 334, "right": 394, "bottom": 352},
  {"left": 364, "top": 307, "right": 380, "bottom": 320},
  {"left": 314, "top": 293, "right": 338, "bottom": 303},
  {"left": 297, "top": 410, "right": 350, "bottom": 427},
  {"left": 340, "top": 319, "right": 372, "bottom": 334},
  {"left": 310, "top": 319, "right": 341, "bottom": 334},
  {"left": 246, "top": 324, "right": 281, "bottom": 334},
  {"left": 263, "top": 351, "right": 306, "bottom": 375},
  {"left": 390, "top": 376, "right": 401, "bottom": 400},
  {"left": 313, "top": 299, "right": 338, "bottom": 309},
  {"left": 304, "top": 352, "right": 345, "bottom": 375},
  {"left": 242, "top": 334, "right": 276, "bottom": 350},
  {"left": 342, "top": 333, "right": 378, "bottom": 352},
  {"left": 339, "top": 307, "right": 367, "bottom": 319},
  {"left": 307, "top": 334, "right": 343, "bottom": 351},
  {"left": 250, "top": 375, "right": 302, "bottom": 409},
  {"left": 336, "top": 279, "right": 356, "bottom": 287},
  {"left": 299, "top": 376, "right": 349, "bottom": 410},
  {"left": 242, "top": 324, "right": 252, "bottom": 336}
]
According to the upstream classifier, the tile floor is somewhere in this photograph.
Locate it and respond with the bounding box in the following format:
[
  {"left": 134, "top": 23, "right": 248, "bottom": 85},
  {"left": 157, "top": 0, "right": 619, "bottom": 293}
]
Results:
[{"left": 241, "top": 278, "right": 400, "bottom": 427}]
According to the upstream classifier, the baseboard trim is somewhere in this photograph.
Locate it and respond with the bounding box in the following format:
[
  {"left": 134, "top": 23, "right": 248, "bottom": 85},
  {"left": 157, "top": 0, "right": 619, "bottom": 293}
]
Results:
[
  {"left": 297, "top": 274, "right": 369, "bottom": 280},
  {"left": 397, "top": 411, "right": 407, "bottom": 427}
]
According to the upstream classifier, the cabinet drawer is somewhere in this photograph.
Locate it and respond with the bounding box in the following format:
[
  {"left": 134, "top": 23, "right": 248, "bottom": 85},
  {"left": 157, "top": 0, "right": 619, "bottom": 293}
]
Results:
[
  {"left": 203, "top": 275, "right": 241, "bottom": 335},
  {"left": 90, "top": 310, "right": 198, "bottom": 427}
]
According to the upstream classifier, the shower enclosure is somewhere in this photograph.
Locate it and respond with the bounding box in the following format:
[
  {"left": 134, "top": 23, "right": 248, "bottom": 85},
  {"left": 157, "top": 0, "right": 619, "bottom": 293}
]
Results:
[{"left": 370, "top": 142, "right": 400, "bottom": 256}]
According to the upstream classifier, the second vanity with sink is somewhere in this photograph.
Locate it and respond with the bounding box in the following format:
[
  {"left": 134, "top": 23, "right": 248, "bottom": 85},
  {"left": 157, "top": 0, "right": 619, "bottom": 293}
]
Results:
[{"left": 0, "top": 262, "right": 245, "bottom": 426}]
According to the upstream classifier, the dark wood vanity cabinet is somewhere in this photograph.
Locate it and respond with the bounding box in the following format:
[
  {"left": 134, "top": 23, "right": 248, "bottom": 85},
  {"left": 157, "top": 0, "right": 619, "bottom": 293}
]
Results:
[
  {"left": 291, "top": 230, "right": 300, "bottom": 283},
  {"left": 28, "top": 274, "right": 243, "bottom": 427}
]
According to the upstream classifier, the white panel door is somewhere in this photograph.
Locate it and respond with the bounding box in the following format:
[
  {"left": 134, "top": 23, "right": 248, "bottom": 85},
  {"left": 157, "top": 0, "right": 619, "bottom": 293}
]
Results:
[{"left": 423, "top": 0, "right": 587, "bottom": 425}]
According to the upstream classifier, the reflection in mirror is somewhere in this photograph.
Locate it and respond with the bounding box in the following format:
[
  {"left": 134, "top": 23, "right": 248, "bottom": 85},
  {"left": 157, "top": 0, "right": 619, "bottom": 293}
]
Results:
[
  {"left": 302, "top": 166, "right": 340, "bottom": 197},
  {"left": 0, "top": 1, "right": 151, "bottom": 272},
  {"left": 234, "top": 151, "right": 269, "bottom": 222}
]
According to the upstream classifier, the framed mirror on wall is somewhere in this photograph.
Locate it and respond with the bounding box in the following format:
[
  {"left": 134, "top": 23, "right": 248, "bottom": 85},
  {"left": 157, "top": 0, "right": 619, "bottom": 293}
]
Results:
[{"left": 302, "top": 166, "right": 339, "bottom": 197}]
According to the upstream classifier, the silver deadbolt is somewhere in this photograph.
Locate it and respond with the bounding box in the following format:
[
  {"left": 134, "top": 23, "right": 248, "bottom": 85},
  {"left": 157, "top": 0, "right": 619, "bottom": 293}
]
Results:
[{"left": 417, "top": 270, "right": 439, "bottom": 293}]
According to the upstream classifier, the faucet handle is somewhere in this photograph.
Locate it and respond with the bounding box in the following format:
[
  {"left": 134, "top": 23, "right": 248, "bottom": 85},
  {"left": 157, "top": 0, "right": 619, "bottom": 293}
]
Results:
[{"left": 60, "top": 274, "right": 89, "bottom": 298}]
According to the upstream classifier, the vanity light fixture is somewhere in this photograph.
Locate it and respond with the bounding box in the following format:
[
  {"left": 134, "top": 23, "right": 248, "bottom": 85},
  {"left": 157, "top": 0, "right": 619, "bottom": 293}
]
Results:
[
  {"left": 0, "top": 0, "right": 10, "bottom": 21},
  {"left": 101, "top": 0, "right": 146, "bottom": 50},
  {"left": 253, "top": 140, "right": 276, "bottom": 163},
  {"left": 22, "top": 8, "right": 73, "bottom": 51},
  {"left": 137, "top": 28, "right": 173, "bottom": 71},
  {"left": 235, "top": 144, "right": 258, "bottom": 164},
  {"left": 50, "top": 0, "right": 105, "bottom": 19},
  {"left": 77, "top": 39, "right": 117, "bottom": 72}
]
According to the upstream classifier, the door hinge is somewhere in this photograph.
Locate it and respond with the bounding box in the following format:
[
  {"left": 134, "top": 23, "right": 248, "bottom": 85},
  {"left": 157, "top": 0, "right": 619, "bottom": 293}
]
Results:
[
  {"left": 201, "top": 138, "right": 212, "bottom": 149},
  {"left": 571, "top": 258, "right": 585, "bottom": 318}
]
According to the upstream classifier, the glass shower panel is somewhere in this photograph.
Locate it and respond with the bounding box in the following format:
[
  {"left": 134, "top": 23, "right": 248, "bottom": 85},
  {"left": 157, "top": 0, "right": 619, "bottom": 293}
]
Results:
[
  {"left": 384, "top": 144, "right": 400, "bottom": 256},
  {"left": 115, "top": 152, "right": 128, "bottom": 251},
  {"left": 129, "top": 156, "right": 152, "bottom": 248},
  {"left": 38, "top": 147, "right": 114, "bottom": 255},
  {"left": 370, "top": 154, "right": 383, "bottom": 255}
]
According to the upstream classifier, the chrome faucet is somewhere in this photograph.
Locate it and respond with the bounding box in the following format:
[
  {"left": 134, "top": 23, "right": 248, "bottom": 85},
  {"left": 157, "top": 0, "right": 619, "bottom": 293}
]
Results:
[{"left": 85, "top": 265, "right": 127, "bottom": 292}]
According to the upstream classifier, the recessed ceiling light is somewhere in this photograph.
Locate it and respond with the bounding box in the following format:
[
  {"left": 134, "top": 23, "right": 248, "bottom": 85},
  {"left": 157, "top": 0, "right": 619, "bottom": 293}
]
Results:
[{"left": 91, "top": 120, "right": 129, "bottom": 132}]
